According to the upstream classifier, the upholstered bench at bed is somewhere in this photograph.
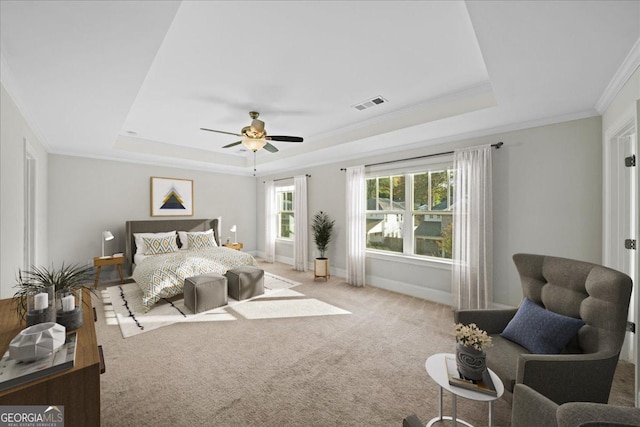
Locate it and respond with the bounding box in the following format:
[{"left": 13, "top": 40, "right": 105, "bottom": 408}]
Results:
[
  {"left": 225, "top": 266, "right": 264, "bottom": 300},
  {"left": 184, "top": 273, "right": 228, "bottom": 313}
]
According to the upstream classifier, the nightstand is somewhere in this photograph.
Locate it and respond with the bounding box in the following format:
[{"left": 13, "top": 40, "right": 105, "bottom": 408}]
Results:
[
  {"left": 93, "top": 255, "right": 125, "bottom": 288},
  {"left": 223, "top": 242, "right": 243, "bottom": 251}
]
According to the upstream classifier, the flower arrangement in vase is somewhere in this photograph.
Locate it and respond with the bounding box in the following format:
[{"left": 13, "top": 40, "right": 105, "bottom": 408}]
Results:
[{"left": 454, "top": 323, "right": 493, "bottom": 381}]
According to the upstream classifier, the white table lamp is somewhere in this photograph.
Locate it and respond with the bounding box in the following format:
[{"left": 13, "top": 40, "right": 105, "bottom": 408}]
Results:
[
  {"left": 102, "top": 230, "right": 114, "bottom": 258},
  {"left": 230, "top": 225, "right": 237, "bottom": 244}
]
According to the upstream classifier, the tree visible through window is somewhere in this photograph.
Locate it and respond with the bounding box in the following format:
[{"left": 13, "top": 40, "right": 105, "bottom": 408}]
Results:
[
  {"left": 277, "top": 186, "right": 294, "bottom": 239},
  {"left": 366, "top": 166, "right": 454, "bottom": 259}
]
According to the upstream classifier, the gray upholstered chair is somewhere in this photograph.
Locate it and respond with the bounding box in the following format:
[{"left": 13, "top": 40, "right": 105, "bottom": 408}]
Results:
[
  {"left": 512, "top": 383, "right": 640, "bottom": 427},
  {"left": 455, "top": 253, "right": 632, "bottom": 405}
]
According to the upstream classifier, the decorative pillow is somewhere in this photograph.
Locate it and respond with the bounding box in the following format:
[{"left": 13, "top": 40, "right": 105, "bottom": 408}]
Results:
[
  {"left": 187, "top": 232, "right": 215, "bottom": 250},
  {"left": 142, "top": 235, "right": 178, "bottom": 255},
  {"left": 134, "top": 231, "right": 176, "bottom": 255},
  {"left": 178, "top": 229, "right": 216, "bottom": 250},
  {"left": 501, "top": 298, "right": 585, "bottom": 354}
]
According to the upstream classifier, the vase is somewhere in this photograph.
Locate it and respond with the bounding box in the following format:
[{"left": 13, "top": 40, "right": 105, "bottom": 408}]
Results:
[
  {"left": 456, "top": 342, "right": 486, "bottom": 381},
  {"left": 56, "top": 288, "right": 83, "bottom": 330},
  {"left": 26, "top": 285, "right": 56, "bottom": 326}
]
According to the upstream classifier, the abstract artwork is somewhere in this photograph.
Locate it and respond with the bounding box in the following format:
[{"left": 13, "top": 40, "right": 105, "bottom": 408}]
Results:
[{"left": 150, "top": 177, "right": 193, "bottom": 216}]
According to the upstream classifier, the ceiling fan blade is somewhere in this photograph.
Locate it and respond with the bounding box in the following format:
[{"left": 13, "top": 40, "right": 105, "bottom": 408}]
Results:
[
  {"left": 222, "top": 140, "right": 243, "bottom": 148},
  {"left": 200, "top": 128, "right": 243, "bottom": 137},
  {"left": 263, "top": 142, "right": 279, "bottom": 153},
  {"left": 267, "top": 135, "right": 303, "bottom": 143}
]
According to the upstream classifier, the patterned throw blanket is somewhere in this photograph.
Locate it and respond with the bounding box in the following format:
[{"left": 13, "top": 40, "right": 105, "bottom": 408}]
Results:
[{"left": 132, "top": 247, "right": 258, "bottom": 311}]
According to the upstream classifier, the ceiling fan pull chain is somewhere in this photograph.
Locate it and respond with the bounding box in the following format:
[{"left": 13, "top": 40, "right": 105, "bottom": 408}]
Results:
[{"left": 253, "top": 151, "right": 257, "bottom": 176}]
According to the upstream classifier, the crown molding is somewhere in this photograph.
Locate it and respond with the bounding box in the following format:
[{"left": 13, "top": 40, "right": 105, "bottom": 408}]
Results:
[{"left": 595, "top": 37, "right": 640, "bottom": 114}]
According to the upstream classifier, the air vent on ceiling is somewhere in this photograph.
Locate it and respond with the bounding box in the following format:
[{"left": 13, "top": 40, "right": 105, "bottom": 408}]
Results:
[{"left": 353, "top": 95, "right": 387, "bottom": 111}]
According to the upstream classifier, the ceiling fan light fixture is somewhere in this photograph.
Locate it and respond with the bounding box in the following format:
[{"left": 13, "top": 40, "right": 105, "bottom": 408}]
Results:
[{"left": 242, "top": 137, "right": 267, "bottom": 152}]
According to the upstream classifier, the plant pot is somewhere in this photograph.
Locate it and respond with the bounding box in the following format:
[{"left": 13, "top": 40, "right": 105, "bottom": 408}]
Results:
[
  {"left": 455, "top": 342, "right": 486, "bottom": 381},
  {"left": 314, "top": 258, "right": 330, "bottom": 281}
]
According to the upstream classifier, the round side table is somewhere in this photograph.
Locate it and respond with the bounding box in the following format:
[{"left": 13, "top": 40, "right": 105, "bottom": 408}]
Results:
[{"left": 425, "top": 353, "right": 504, "bottom": 427}]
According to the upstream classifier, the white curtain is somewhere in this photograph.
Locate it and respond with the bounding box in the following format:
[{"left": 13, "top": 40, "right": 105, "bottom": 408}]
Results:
[
  {"left": 346, "top": 166, "right": 366, "bottom": 287},
  {"left": 293, "top": 175, "right": 308, "bottom": 271},
  {"left": 452, "top": 145, "right": 493, "bottom": 310},
  {"left": 264, "top": 180, "right": 276, "bottom": 263}
]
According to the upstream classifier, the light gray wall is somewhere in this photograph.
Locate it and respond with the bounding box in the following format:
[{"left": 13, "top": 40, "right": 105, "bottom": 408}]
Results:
[
  {"left": 0, "top": 83, "right": 49, "bottom": 299},
  {"left": 257, "top": 116, "right": 603, "bottom": 307},
  {"left": 48, "top": 155, "right": 256, "bottom": 280}
]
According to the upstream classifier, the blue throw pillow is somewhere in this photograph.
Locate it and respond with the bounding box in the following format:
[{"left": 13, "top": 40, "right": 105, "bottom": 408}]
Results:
[{"left": 501, "top": 298, "right": 585, "bottom": 354}]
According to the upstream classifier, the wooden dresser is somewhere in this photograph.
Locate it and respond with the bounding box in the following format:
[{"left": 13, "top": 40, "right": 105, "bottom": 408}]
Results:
[{"left": 0, "top": 289, "right": 101, "bottom": 427}]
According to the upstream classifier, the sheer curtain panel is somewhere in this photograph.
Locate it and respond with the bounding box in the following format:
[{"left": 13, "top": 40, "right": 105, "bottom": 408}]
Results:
[
  {"left": 452, "top": 145, "right": 493, "bottom": 310},
  {"left": 346, "top": 166, "right": 366, "bottom": 287},
  {"left": 264, "top": 180, "right": 276, "bottom": 263},
  {"left": 293, "top": 175, "right": 308, "bottom": 271}
]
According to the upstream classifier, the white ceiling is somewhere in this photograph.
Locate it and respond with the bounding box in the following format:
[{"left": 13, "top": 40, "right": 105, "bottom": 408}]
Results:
[{"left": 1, "top": 1, "right": 639, "bottom": 176}]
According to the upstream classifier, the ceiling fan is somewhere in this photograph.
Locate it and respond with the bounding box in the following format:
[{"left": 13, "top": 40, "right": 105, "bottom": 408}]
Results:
[{"left": 200, "top": 111, "right": 303, "bottom": 153}]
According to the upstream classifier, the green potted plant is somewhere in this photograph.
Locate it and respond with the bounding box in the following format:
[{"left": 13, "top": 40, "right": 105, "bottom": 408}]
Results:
[
  {"left": 14, "top": 263, "right": 95, "bottom": 329},
  {"left": 311, "top": 211, "right": 335, "bottom": 281}
]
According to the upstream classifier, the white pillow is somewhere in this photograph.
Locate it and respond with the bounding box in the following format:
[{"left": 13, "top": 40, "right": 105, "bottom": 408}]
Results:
[
  {"left": 178, "top": 229, "right": 216, "bottom": 250},
  {"left": 134, "top": 231, "right": 176, "bottom": 255}
]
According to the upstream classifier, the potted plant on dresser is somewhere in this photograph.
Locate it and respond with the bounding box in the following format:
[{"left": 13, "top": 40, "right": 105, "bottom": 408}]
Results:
[
  {"left": 14, "top": 263, "right": 95, "bottom": 330},
  {"left": 312, "top": 211, "right": 335, "bottom": 281}
]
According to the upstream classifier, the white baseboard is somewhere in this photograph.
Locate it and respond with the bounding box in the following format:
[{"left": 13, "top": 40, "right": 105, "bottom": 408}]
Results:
[{"left": 252, "top": 251, "right": 512, "bottom": 309}]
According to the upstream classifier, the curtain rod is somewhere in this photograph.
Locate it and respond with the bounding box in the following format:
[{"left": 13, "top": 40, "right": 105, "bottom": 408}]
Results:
[
  {"left": 340, "top": 142, "right": 503, "bottom": 171},
  {"left": 263, "top": 174, "right": 311, "bottom": 183}
]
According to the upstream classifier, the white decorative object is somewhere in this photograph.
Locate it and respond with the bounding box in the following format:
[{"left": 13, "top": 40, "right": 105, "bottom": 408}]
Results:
[
  {"left": 9, "top": 322, "right": 66, "bottom": 362},
  {"left": 34, "top": 293, "right": 48, "bottom": 310},
  {"left": 102, "top": 230, "right": 114, "bottom": 258},
  {"left": 230, "top": 225, "right": 237, "bottom": 243},
  {"left": 61, "top": 295, "right": 75, "bottom": 312}
]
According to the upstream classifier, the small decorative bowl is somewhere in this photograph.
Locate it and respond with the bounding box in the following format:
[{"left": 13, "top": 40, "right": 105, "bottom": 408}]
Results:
[{"left": 9, "top": 322, "right": 66, "bottom": 362}]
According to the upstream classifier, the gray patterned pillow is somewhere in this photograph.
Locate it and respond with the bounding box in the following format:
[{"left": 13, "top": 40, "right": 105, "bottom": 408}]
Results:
[
  {"left": 143, "top": 235, "right": 178, "bottom": 255},
  {"left": 187, "top": 232, "right": 215, "bottom": 250}
]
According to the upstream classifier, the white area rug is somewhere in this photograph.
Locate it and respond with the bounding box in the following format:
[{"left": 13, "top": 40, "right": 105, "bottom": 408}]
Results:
[{"left": 103, "top": 273, "right": 349, "bottom": 338}]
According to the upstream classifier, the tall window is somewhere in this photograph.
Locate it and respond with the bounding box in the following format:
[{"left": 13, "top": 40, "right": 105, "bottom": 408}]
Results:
[
  {"left": 365, "top": 164, "right": 454, "bottom": 260},
  {"left": 276, "top": 186, "right": 294, "bottom": 239}
]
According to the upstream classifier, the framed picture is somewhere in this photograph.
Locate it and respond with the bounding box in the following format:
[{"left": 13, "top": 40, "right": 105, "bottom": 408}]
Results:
[{"left": 150, "top": 177, "right": 194, "bottom": 217}]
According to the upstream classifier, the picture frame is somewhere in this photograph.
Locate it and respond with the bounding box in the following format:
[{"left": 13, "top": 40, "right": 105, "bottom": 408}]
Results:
[{"left": 150, "top": 177, "right": 194, "bottom": 217}]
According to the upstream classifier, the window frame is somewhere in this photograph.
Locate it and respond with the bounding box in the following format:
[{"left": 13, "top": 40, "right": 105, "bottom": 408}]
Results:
[
  {"left": 276, "top": 185, "right": 295, "bottom": 241},
  {"left": 365, "top": 158, "right": 454, "bottom": 263}
]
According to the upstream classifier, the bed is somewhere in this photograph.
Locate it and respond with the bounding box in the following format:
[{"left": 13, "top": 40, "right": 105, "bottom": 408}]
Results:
[{"left": 125, "top": 218, "right": 257, "bottom": 311}]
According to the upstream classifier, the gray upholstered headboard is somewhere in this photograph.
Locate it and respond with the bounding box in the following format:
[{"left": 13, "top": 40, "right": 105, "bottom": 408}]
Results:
[{"left": 124, "top": 218, "right": 221, "bottom": 275}]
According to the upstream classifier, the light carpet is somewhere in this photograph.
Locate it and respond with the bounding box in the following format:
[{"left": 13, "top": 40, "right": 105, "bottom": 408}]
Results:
[{"left": 103, "top": 272, "right": 350, "bottom": 338}]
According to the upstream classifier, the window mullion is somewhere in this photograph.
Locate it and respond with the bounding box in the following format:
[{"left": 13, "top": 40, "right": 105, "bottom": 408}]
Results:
[{"left": 403, "top": 173, "right": 413, "bottom": 255}]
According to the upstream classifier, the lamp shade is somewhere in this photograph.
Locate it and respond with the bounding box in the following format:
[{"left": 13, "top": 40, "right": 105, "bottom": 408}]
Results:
[
  {"left": 242, "top": 138, "right": 266, "bottom": 152},
  {"left": 101, "top": 231, "right": 114, "bottom": 258},
  {"left": 230, "top": 225, "right": 237, "bottom": 233}
]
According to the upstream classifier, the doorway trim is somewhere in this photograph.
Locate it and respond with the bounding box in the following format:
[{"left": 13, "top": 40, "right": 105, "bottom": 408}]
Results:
[{"left": 603, "top": 105, "right": 638, "bottom": 405}]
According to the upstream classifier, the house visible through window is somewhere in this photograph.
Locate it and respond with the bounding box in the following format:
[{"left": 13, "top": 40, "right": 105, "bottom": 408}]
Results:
[
  {"left": 276, "top": 185, "right": 294, "bottom": 239},
  {"left": 366, "top": 163, "right": 454, "bottom": 260}
]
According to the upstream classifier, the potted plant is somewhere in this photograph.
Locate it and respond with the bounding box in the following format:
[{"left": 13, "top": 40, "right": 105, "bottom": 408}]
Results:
[
  {"left": 454, "top": 322, "right": 493, "bottom": 380},
  {"left": 14, "top": 263, "right": 95, "bottom": 329},
  {"left": 311, "top": 211, "right": 335, "bottom": 281}
]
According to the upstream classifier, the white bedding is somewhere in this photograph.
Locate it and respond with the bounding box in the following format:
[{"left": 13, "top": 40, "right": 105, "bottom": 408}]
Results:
[{"left": 132, "top": 246, "right": 257, "bottom": 311}]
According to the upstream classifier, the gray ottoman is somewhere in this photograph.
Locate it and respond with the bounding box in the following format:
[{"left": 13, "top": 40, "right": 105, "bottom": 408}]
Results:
[
  {"left": 225, "top": 266, "right": 265, "bottom": 300},
  {"left": 184, "top": 273, "right": 228, "bottom": 313}
]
